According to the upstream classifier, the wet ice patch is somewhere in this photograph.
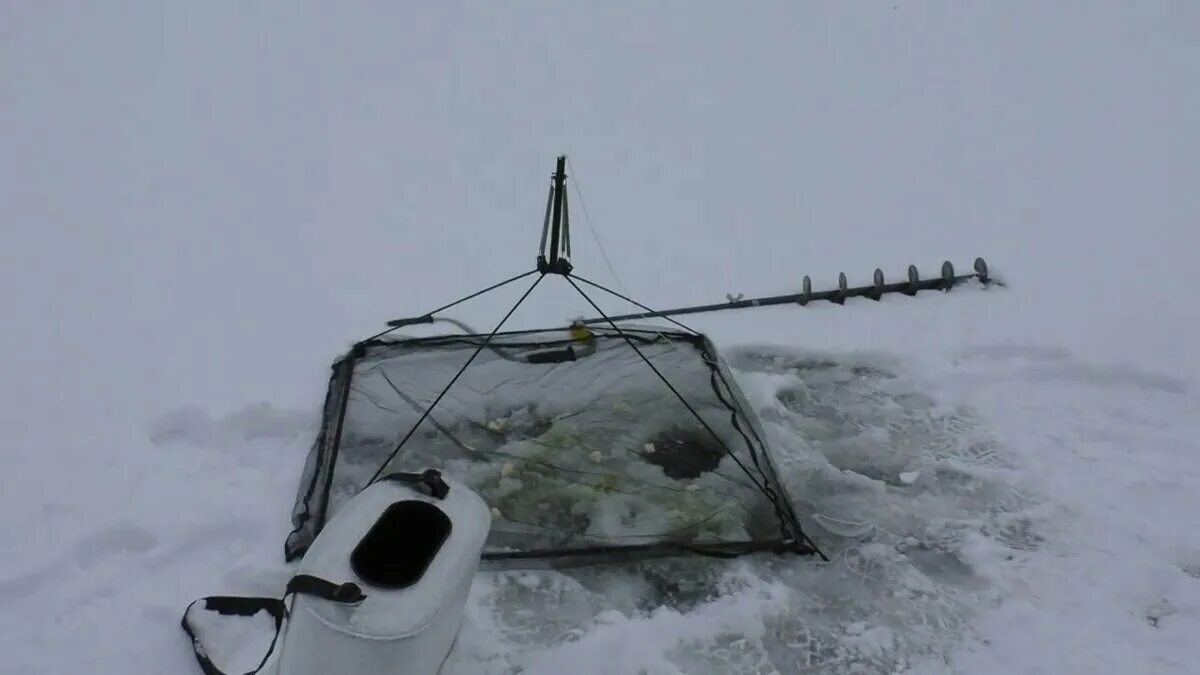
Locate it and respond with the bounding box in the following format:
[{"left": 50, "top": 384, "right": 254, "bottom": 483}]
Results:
[
  {"left": 440, "top": 346, "right": 1040, "bottom": 673},
  {"left": 733, "top": 348, "right": 1036, "bottom": 668},
  {"left": 450, "top": 561, "right": 795, "bottom": 675},
  {"left": 841, "top": 622, "right": 895, "bottom": 660}
]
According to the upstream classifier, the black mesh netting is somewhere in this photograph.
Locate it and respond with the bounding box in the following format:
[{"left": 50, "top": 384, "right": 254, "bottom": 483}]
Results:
[{"left": 286, "top": 326, "right": 805, "bottom": 565}]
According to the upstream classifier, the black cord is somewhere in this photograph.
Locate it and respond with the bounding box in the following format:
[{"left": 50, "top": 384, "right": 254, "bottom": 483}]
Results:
[
  {"left": 706, "top": 362, "right": 827, "bottom": 560},
  {"left": 570, "top": 273, "right": 701, "bottom": 336},
  {"left": 565, "top": 274, "right": 827, "bottom": 560},
  {"left": 563, "top": 275, "right": 774, "bottom": 499},
  {"left": 366, "top": 273, "right": 545, "bottom": 483},
  {"left": 362, "top": 269, "right": 539, "bottom": 344}
]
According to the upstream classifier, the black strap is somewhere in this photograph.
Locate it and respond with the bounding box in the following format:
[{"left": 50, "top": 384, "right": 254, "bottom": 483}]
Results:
[
  {"left": 285, "top": 574, "right": 366, "bottom": 603},
  {"left": 180, "top": 575, "right": 366, "bottom": 675},
  {"left": 377, "top": 468, "right": 451, "bottom": 499},
  {"left": 181, "top": 596, "right": 285, "bottom": 675}
]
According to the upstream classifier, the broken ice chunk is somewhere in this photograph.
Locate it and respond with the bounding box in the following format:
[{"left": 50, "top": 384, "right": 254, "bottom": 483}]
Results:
[
  {"left": 899, "top": 471, "right": 920, "bottom": 485},
  {"left": 589, "top": 450, "right": 603, "bottom": 463},
  {"left": 643, "top": 442, "right": 656, "bottom": 454}
]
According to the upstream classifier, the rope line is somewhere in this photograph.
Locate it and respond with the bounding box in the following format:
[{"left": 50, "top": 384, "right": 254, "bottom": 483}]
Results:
[
  {"left": 361, "top": 269, "right": 538, "bottom": 344},
  {"left": 564, "top": 275, "right": 775, "bottom": 500},
  {"left": 366, "top": 273, "right": 545, "bottom": 483},
  {"left": 566, "top": 157, "right": 627, "bottom": 296},
  {"left": 571, "top": 273, "right": 700, "bottom": 336}
]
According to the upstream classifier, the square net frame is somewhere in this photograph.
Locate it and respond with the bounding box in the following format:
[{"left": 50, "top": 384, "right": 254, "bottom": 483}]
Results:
[{"left": 285, "top": 324, "right": 812, "bottom": 568}]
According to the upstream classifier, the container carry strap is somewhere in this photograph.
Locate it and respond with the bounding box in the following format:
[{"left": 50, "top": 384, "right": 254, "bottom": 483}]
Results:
[
  {"left": 378, "top": 468, "right": 450, "bottom": 499},
  {"left": 180, "top": 574, "right": 366, "bottom": 675}
]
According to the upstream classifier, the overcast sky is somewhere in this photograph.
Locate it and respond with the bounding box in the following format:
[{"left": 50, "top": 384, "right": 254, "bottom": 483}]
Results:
[{"left": 3, "top": 2, "right": 1197, "bottom": 425}]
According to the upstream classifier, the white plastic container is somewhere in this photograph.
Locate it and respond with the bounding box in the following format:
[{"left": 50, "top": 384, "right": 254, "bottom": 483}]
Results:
[{"left": 273, "top": 471, "right": 491, "bottom": 675}]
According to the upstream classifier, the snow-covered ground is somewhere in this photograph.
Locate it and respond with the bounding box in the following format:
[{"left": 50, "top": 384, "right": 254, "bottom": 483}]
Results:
[{"left": 3, "top": 3, "right": 1198, "bottom": 674}]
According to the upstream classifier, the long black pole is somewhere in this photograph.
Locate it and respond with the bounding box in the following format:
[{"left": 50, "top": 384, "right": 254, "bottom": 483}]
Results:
[{"left": 548, "top": 156, "right": 567, "bottom": 267}]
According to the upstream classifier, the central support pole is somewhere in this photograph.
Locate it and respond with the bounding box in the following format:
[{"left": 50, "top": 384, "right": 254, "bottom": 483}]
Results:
[
  {"left": 548, "top": 156, "right": 566, "bottom": 267},
  {"left": 538, "top": 155, "right": 572, "bottom": 275}
]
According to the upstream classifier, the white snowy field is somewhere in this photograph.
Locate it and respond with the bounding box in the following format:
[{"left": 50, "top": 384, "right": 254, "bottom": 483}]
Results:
[{"left": 3, "top": 3, "right": 1199, "bottom": 674}]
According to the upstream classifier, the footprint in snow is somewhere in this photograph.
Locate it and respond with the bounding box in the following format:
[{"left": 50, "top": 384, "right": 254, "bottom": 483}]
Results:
[
  {"left": 0, "top": 522, "right": 159, "bottom": 603},
  {"left": 69, "top": 522, "right": 160, "bottom": 561},
  {"left": 149, "top": 402, "right": 314, "bottom": 448},
  {"left": 958, "top": 343, "right": 1190, "bottom": 395},
  {"left": 1146, "top": 600, "right": 1177, "bottom": 628},
  {"left": 957, "top": 343, "right": 1072, "bottom": 363}
]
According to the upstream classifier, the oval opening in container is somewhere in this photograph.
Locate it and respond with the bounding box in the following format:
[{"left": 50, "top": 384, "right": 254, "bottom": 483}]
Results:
[{"left": 351, "top": 500, "right": 452, "bottom": 589}]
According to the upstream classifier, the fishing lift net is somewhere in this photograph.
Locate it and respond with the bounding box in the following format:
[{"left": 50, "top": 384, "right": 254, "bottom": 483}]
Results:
[{"left": 286, "top": 324, "right": 812, "bottom": 567}]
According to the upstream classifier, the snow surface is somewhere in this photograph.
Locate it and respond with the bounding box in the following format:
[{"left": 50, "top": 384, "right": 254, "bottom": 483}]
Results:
[{"left": 3, "top": 2, "right": 1199, "bottom": 674}]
